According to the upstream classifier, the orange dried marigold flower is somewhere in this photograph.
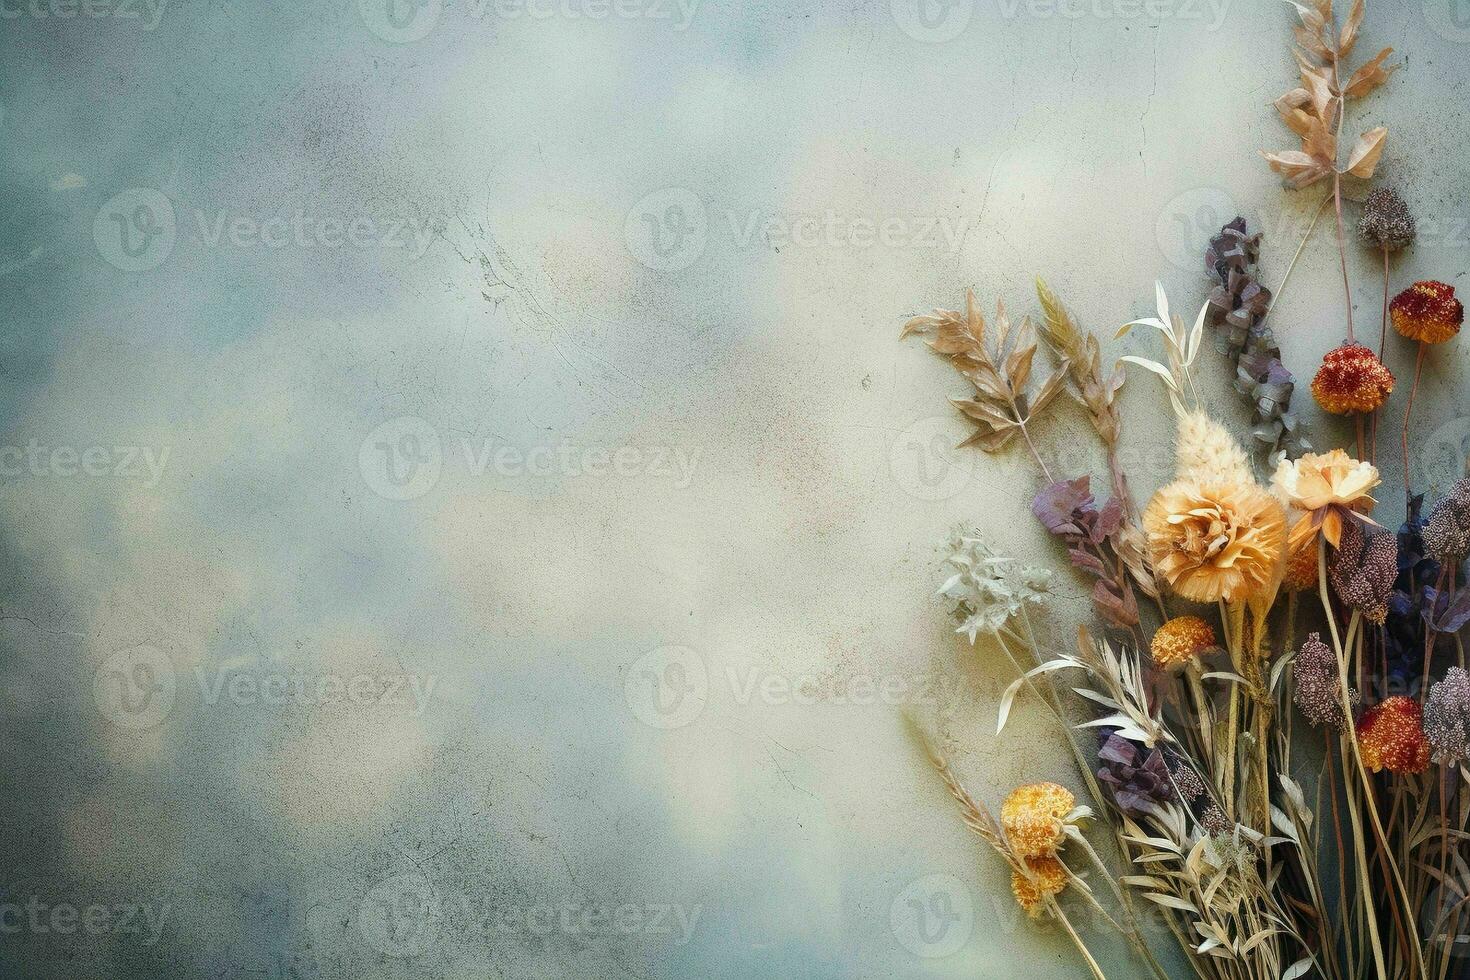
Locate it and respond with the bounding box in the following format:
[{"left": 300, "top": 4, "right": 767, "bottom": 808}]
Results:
[
  {"left": 1151, "top": 616, "right": 1216, "bottom": 669},
  {"left": 1311, "top": 343, "right": 1395, "bottom": 414},
  {"left": 1357, "top": 696, "right": 1430, "bottom": 775},
  {"left": 1391, "top": 280, "right": 1464, "bottom": 345},
  {"left": 1000, "top": 782, "right": 1074, "bottom": 859},
  {"left": 1282, "top": 539, "right": 1318, "bottom": 592},
  {"left": 1010, "top": 856, "right": 1068, "bottom": 918}
]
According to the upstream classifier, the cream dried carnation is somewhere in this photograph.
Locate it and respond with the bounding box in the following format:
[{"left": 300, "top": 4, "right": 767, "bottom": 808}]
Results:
[{"left": 1144, "top": 480, "right": 1287, "bottom": 604}]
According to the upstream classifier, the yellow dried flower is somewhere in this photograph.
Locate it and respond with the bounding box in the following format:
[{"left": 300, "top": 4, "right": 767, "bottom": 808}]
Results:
[
  {"left": 1010, "top": 856, "right": 1068, "bottom": 918},
  {"left": 1143, "top": 480, "right": 1287, "bottom": 604},
  {"left": 1151, "top": 616, "right": 1216, "bottom": 669},
  {"left": 1001, "top": 782, "right": 1075, "bottom": 859},
  {"left": 1273, "top": 450, "right": 1381, "bottom": 552},
  {"left": 1174, "top": 411, "right": 1252, "bottom": 486},
  {"left": 1311, "top": 343, "right": 1395, "bottom": 415}
]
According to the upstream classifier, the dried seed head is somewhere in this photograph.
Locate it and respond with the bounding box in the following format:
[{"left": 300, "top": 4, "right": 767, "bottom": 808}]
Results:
[
  {"left": 1424, "top": 667, "right": 1470, "bottom": 766},
  {"left": 1168, "top": 762, "right": 1207, "bottom": 801},
  {"left": 1293, "top": 632, "right": 1356, "bottom": 729},
  {"left": 1200, "top": 803, "right": 1232, "bottom": 836},
  {"left": 1329, "top": 519, "right": 1399, "bottom": 624},
  {"left": 1359, "top": 187, "right": 1416, "bottom": 252},
  {"left": 1424, "top": 478, "right": 1470, "bottom": 564}
]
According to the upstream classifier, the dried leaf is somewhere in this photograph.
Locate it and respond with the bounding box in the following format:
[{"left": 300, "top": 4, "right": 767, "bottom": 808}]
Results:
[
  {"left": 1343, "top": 46, "right": 1398, "bottom": 98},
  {"left": 1260, "top": 149, "right": 1332, "bottom": 189},
  {"left": 1346, "top": 126, "right": 1387, "bottom": 178},
  {"left": 1338, "top": 0, "right": 1364, "bottom": 57},
  {"left": 1118, "top": 355, "right": 1179, "bottom": 390}
]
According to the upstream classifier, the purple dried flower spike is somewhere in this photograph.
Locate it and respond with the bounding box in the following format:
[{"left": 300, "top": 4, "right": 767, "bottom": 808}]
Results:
[
  {"left": 1293, "top": 632, "right": 1357, "bottom": 730},
  {"left": 1424, "top": 478, "right": 1470, "bottom": 565},
  {"left": 1424, "top": 667, "right": 1470, "bottom": 765},
  {"left": 1330, "top": 519, "right": 1399, "bottom": 624}
]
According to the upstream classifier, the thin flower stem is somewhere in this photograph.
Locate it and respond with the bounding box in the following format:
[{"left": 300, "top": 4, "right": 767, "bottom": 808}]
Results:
[
  {"left": 1334, "top": 170, "right": 1355, "bottom": 345},
  {"left": 1403, "top": 342, "right": 1426, "bottom": 502},
  {"left": 1319, "top": 538, "right": 1426, "bottom": 979},
  {"left": 1331, "top": 61, "right": 1355, "bottom": 346},
  {"left": 1379, "top": 247, "right": 1391, "bottom": 357},
  {"left": 1048, "top": 897, "right": 1108, "bottom": 980},
  {"left": 1263, "top": 189, "right": 1333, "bottom": 326}
]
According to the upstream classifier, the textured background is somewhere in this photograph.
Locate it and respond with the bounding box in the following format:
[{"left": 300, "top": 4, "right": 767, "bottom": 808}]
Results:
[{"left": 2, "top": 1, "right": 1468, "bottom": 976}]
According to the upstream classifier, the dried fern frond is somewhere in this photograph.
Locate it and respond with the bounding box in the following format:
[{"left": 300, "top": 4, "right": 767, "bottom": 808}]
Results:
[
  {"left": 1035, "top": 277, "right": 1125, "bottom": 449},
  {"left": 902, "top": 289, "right": 1069, "bottom": 453}
]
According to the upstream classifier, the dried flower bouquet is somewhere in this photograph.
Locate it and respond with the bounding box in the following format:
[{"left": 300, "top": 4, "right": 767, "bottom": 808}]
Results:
[{"left": 899, "top": 4, "right": 1469, "bottom": 978}]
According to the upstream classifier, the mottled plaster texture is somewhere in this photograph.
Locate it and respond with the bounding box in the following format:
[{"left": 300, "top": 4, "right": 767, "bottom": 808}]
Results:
[{"left": 1, "top": 1, "right": 1468, "bottom": 977}]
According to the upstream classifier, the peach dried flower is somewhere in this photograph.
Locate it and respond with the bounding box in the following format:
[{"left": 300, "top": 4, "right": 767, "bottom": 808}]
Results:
[
  {"left": 1272, "top": 450, "right": 1380, "bottom": 552},
  {"left": 1143, "top": 480, "right": 1286, "bottom": 604}
]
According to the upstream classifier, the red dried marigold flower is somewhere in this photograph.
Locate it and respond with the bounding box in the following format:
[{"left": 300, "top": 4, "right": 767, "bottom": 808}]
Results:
[
  {"left": 1311, "top": 343, "right": 1395, "bottom": 414},
  {"left": 1391, "top": 281, "right": 1464, "bottom": 345},
  {"left": 1150, "top": 616, "right": 1216, "bottom": 670},
  {"left": 1356, "top": 696, "right": 1430, "bottom": 774}
]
